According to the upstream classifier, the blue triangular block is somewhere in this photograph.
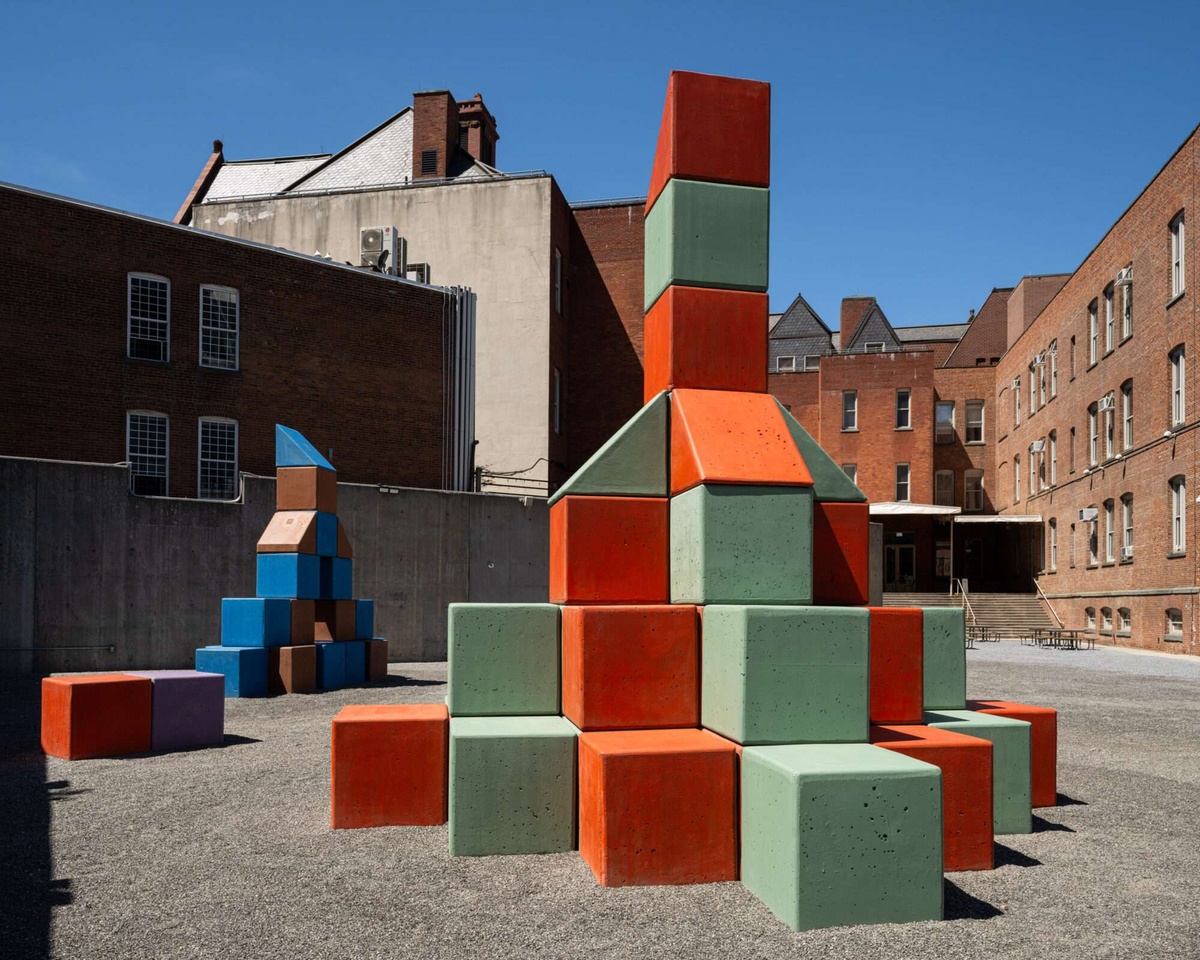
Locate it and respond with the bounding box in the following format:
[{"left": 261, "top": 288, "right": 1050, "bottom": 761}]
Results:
[{"left": 276, "top": 424, "right": 335, "bottom": 471}]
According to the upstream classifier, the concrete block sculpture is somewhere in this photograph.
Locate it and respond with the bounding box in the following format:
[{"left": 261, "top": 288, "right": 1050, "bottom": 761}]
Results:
[
  {"left": 195, "top": 424, "right": 388, "bottom": 696},
  {"left": 327, "top": 68, "right": 1065, "bottom": 931}
]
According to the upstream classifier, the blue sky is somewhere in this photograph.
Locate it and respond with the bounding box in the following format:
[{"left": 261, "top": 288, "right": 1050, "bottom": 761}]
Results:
[{"left": 3, "top": 1, "right": 1198, "bottom": 325}]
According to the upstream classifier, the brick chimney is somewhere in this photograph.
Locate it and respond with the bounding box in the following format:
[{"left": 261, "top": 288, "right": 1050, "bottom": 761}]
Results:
[
  {"left": 412, "top": 91, "right": 459, "bottom": 180},
  {"left": 839, "top": 297, "right": 874, "bottom": 352},
  {"left": 455, "top": 94, "right": 499, "bottom": 167}
]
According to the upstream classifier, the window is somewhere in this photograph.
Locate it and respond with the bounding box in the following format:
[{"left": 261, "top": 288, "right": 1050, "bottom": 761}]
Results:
[
  {"left": 1037, "top": 441, "right": 1047, "bottom": 490},
  {"left": 1087, "top": 508, "right": 1098, "bottom": 565},
  {"left": 1171, "top": 212, "right": 1185, "bottom": 299},
  {"left": 1101, "top": 607, "right": 1113, "bottom": 631},
  {"left": 553, "top": 368, "right": 562, "bottom": 434},
  {"left": 842, "top": 464, "right": 857, "bottom": 484},
  {"left": 965, "top": 400, "right": 984, "bottom": 444},
  {"left": 1122, "top": 494, "right": 1133, "bottom": 559},
  {"left": 1118, "top": 608, "right": 1131, "bottom": 632},
  {"left": 935, "top": 401, "right": 954, "bottom": 443},
  {"left": 895, "top": 463, "right": 911, "bottom": 502},
  {"left": 1069, "top": 523, "right": 1076, "bottom": 568},
  {"left": 1069, "top": 336, "right": 1076, "bottom": 379},
  {"left": 554, "top": 248, "right": 562, "bottom": 315},
  {"left": 198, "top": 418, "right": 238, "bottom": 499},
  {"left": 965, "top": 470, "right": 984, "bottom": 512},
  {"left": 1088, "top": 300, "right": 1098, "bottom": 365},
  {"left": 1048, "top": 519, "right": 1057, "bottom": 571},
  {"left": 127, "top": 412, "right": 168, "bottom": 496},
  {"left": 864, "top": 342, "right": 885, "bottom": 353},
  {"left": 1014, "top": 455, "right": 1021, "bottom": 503},
  {"left": 842, "top": 391, "right": 858, "bottom": 431},
  {"left": 1085, "top": 607, "right": 1096, "bottom": 630},
  {"left": 935, "top": 470, "right": 954, "bottom": 506},
  {"left": 1049, "top": 340, "right": 1058, "bottom": 397},
  {"left": 1013, "top": 377, "right": 1021, "bottom": 426},
  {"left": 1104, "top": 499, "right": 1115, "bottom": 562},
  {"left": 896, "top": 389, "right": 911, "bottom": 429},
  {"left": 1170, "top": 475, "right": 1187, "bottom": 553},
  {"left": 802, "top": 355, "right": 821, "bottom": 371},
  {"left": 1121, "top": 380, "right": 1133, "bottom": 450},
  {"left": 127, "top": 274, "right": 170, "bottom": 362},
  {"left": 199, "top": 286, "right": 239, "bottom": 370},
  {"left": 1121, "top": 268, "right": 1133, "bottom": 338},
  {"left": 1104, "top": 393, "right": 1115, "bottom": 459},
  {"left": 1030, "top": 449, "right": 1037, "bottom": 495},
  {"left": 1069, "top": 426, "right": 1076, "bottom": 473},
  {"left": 775, "top": 356, "right": 796, "bottom": 372},
  {"left": 1029, "top": 364, "right": 1037, "bottom": 413},
  {"left": 1088, "top": 404, "right": 1098, "bottom": 466},
  {"left": 1170, "top": 345, "right": 1186, "bottom": 426},
  {"left": 1038, "top": 359, "right": 1047, "bottom": 408},
  {"left": 1104, "top": 284, "right": 1115, "bottom": 354},
  {"left": 1049, "top": 430, "right": 1058, "bottom": 485},
  {"left": 1166, "top": 608, "right": 1183, "bottom": 637}
]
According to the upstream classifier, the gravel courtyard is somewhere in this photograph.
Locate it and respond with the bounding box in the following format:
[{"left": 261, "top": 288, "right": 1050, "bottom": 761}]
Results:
[{"left": 3, "top": 641, "right": 1198, "bottom": 960}]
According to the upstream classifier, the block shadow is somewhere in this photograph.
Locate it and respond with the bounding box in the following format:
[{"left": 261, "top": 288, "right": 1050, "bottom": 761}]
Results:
[
  {"left": 943, "top": 878, "right": 1003, "bottom": 920},
  {"left": 993, "top": 842, "right": 1042, "bottom": 868},
  {"left": 373, "top": 675, "right": 444, "bottom": 688},
  {"left": 1054, "top": 792, "right": 1087, "bottom": 806},
  {"left": 1032, "top": 814, "right": 1075, "bottom": 833}
]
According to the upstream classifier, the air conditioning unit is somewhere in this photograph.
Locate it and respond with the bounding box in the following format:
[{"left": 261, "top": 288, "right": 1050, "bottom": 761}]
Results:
[
  {"left": 1098, "top": 395, "right": 1115, "bottom": 412},
  {"left": 1011, "top": 378, "right": 1021, "bottom": 390},
  {"left": 1079, "top": 507, "right": 1099, "bottom": 522},
  {"left": 1032, "top": 353, "right": 1046, "bottom": 366},
  {"left": 1116, "top": 266, "right": 1133, "bottom": 287},
  {"left": 360, "top": 226, "right": 408, "bottom": 275},
  {"left": 1030, "top": 439, "right": 1045, "bottom": 453},
  {"left": 1120, "top": 545, "right": 1134, "bottom": 560},
  {"left": 407, "top": 262, "right": 431, "bottom": 284}
]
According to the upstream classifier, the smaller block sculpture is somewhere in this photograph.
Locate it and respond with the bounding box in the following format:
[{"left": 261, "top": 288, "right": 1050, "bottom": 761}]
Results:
[{"left": 195, "top": 425, "right": 388, "bottom": 696}]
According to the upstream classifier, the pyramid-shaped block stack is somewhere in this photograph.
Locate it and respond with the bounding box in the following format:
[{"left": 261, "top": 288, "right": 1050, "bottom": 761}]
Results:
[
  {"left": 328, "top": 71, "right": 1062, "bottom": 932},
  {"left": 196, "top": 425, "right": 388, "bottom": 696}
]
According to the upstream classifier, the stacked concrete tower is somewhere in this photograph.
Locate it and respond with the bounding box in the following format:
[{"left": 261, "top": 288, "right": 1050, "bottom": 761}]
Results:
[
  {"left": 196, "top": 425, "right": 387, "bottom": 697},
  {"left": 328, "top": 72, "right": 1061, "bottom": 933}
]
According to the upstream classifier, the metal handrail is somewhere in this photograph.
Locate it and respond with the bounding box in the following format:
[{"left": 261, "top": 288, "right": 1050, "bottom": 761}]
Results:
[
  {"left": 950, "top": 578, "right": 977, "bottom": 625},
  {"left": 1035, "top": 578, "right": 1065, "bottom": 627}
]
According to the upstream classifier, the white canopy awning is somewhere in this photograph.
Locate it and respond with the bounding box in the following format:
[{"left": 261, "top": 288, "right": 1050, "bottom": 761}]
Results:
[
  {"left": 868, "top": 502, "right": 961, "bottom": 517},
  {"left": 953, "top": 514, "right": 1043, "bottom": 524}
]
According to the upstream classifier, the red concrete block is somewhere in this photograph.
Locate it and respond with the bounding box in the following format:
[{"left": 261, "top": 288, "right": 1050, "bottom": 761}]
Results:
[
  {"left": 268, "top": 645, "right": 316, "bottom": 695},
  {"left": 812, "top": 501, "right": 870, "bottom": 605},
  {"left": 579, "top": 728, "right": 738, "bottom": 886},
  {"left": 969, "top": 700, "right": 1058, "bottom": 808},
  {"left": 868, "top": 607, "right": 924, "bottom": 724},
  {"left": 550, "top": 496, "right": 669, "bottom": 603},
  {"left": 315, "top": 599, "right": 355, "bottom": 642},
  {"left": 646, "top": 70, "right": 770, "bottom": 215},
  {"left": 643, "top": 287, "right": 768, "bottom": 401},
  {"left": 41, "top": 674, "right": 153, "bottom": 760},
  {"left": 670, "top": 389, "right": 813, "bottom": 495},
  {"left": 277, "top": 466, "right": 336, "bottom": 513},
  {"left": 562, "top": 605, "right": 699, "bottom": 730},
  {"left": 290, "top": 599, "right": 315, "bottom": 645},
  {"left": 366, "top": 639, "right": 388, "bottom": 682},
  {"left": 331, "top": 704, "right": 448, "bottom": 829},
  {"left": 871, "top": 724, "right": 994, "bottom": 871}
]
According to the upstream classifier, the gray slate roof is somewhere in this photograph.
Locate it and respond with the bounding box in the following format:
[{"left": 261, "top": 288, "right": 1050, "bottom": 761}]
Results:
[
  {"left": 894, "top": 323, "right": 970, "bottom": 342},
  {"left": 205, "top": 156, "right": 330, "bottom": 202}
]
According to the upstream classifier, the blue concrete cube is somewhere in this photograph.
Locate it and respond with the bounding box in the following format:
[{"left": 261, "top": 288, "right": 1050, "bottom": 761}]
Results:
[
  {"left": 315, "top": 511, "right": 338, "bottom": 557},
  {"left": 220, "top": 598, "right": 292, "bottom": 647},
  {"left": 342, "top": 640, "right": 367, "bottom": 685},
  {"left": 354, "top": 600, "right": 375, "bottom": 640},
  {"left": 194, "top": 646, "right": 268, "bottom": 698},
  {"left": 320, "top": 557, "right": 352, "bottom": 600},
  {"left": 257, "top": 553, "right": 320, "bottom": 599},
  {"left": 315, "top": 641, "right": 346, "bottom": 690}
]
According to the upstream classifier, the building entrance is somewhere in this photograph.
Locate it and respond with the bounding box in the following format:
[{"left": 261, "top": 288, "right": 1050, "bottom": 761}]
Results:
[{"left": 884, "top": 544, "right": 917, "bottom": 592}]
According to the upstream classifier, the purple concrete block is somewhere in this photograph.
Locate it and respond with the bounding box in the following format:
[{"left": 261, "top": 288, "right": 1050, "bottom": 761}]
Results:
[{"left": 129, "top": 670, "right": 225, "bottom": 752}]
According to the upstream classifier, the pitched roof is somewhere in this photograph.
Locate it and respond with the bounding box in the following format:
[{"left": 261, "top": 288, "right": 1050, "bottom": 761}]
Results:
[
  {"left": 842, "top": 299, "right": 901, "bottom": 352},
  {"left": 204, "top": 155, "right": 331, "bottom": 203},
  {"left": 770, "top": 292, "right": 831, "bottom": 340},
  {"left": 894, "top": 323, "right": 970, "bottom": 343}
]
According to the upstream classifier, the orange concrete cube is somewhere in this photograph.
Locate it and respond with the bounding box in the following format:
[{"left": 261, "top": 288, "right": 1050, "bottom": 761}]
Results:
[
  {"left": 868, "top": 607, "right": 924, "bottom": 724},
  {"left": 331, "top": 704, "right": 448, "bottom": 829},
  {"left": 643, "top": 287, "right": 768, "bottom": 401},
  {"left": 550, "top": 496, "right": 669, "bottom": 604},
  {"left": 277, "top": 466, "right": 336, "bottom": 513},
  {"left": 579, "top": 728, "right": 738, "bottom": 886},
  {"left": 562, "top": 605, "right": 699, "bottom": 730},
  {"left": 290, "top": 599, "right": 315, "bottom": 644},
  {"left": 871, "top": 723, "right": 994, "bottom": 871},
  {"left": 315, "top": 600, "right": 356, "bottom": 642},
  {"left": 969, "top": 700, "right": 1058, "bottom": 808},
  {"left": 812, "top": 501, "right": 870, "bottom": 605},
  {"left": 268, "top": 645, "right": 316, "bottom": 695},
  {"left": 41, "top": 674, "right": 153, "bottom": 760}
]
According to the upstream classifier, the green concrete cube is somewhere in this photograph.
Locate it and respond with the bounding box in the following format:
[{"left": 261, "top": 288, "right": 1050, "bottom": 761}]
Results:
[
  {"left": 644, "top": 179, "right": 769, "bottom": 311},
  {"left": 671, "top": 485, "right": 813, "bottom": 604},
  {"left": 702, "top": 605, "right": 869, "bottom": 745},
  {"left": 922, "top": 607, "right": 967, "bottom": 710},
  {"left": 447, "top": 604, "right": 560, "bottom": 716},
  {"left": 926, "top": 709, "right": 1032, "bottom": 835},
  {"left": 741, "top": 743, "right": 943, "bottom": 932},
  {"left": 448, "top": 716, "right": 577, "bottom": 856}
]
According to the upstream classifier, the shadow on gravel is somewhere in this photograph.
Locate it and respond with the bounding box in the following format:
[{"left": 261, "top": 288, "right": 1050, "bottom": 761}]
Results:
[
  {"left": 219, "top": 734, "right": 262, "bottom": 747},
  {"left": 1032, "top": 815, "right": 1075, "bottom": 833},
  {"left": 943, "top": 879, "right": 1003, "bottom": 920},
  {"left": 993, "top": 843, "right": 1042, "bottom": 868},
  {"left": 1054, "top": 792, "right": 1088, "bottom": 806},
  {"left": 373, "top": 676, "right": 445, "bottom": 688}
]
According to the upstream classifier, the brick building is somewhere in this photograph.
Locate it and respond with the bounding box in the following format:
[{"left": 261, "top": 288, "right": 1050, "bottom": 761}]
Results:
[{"left": 0, "top": 181, "right": 475, "bottom": 497}]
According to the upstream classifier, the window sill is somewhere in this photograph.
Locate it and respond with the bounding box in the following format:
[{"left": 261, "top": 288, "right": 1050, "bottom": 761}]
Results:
[
  {"left": 1086, "top": 563, "right": 1099, "bottom": 570},
  {"left": 1087, "top": 362, "right": 1097, "bottom": 371},
  {"left": 1167, "top": 291, "right": 1186, "bottom": 309},
  {"left": 895, "top": 426, "right": 913, "bottom": 432},
  {"left": 1116, "top": 630, "right": 1131, "bottom": 638},
  {"left": 1103, "top": 349, "right": 1114, "bottom": 359},
  {"left": 1119, "top": 558, "right": 1134, "bottom": 566},
  {"left": 841, "top": 428, "right": 859, "bottom": 434},
  {"left": 199, "top": 364, "right": 240, "bottom": 373},
  {"left": 125, "top": 356, "right": 170, "bottom": 365},
  {"left": 1167, "top": 551, "right": 1187, "bottom": 560},
  {"left": 1119, "top": 334, "right": 1132, "bottom": 347},
  {"left": 1102, "top": 561, "right": 1116, "bottom": 568},
  {"left": 1161, "top": 634, "right": 1184, "bottom": 643},
  {"left": 965, "top": 440, "right": 985, "bottom": 446}
]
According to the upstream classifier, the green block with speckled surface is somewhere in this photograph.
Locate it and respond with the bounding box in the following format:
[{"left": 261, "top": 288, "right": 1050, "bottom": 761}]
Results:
[
  {"left": 922, "top": 606, "right": 967, "bottom": 710},
  {"left": 644, "top": 179, "right": 769, "bottom": 312},
  {"left": 741, "top": 743, "right": 943, "bottom": 932},
  {"left": 671, "top": 484, "right": 812, "bottom": 604},
  {"left": 447, "top": 604, "right": 560, "bottom": 716},
  {"left": 448, "top": 716, "right": 577, "bottom": 856},
  {"left": 701, "top": 605, "right": 869, "bottom": 745},
  {"left": 926, "top": 709, "right": 1032, "bottom": 835}
]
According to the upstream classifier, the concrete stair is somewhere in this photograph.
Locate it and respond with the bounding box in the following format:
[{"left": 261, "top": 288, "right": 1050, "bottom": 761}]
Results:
[{"left": 881, "top": 592, "right": 1057, "bottom": 640}]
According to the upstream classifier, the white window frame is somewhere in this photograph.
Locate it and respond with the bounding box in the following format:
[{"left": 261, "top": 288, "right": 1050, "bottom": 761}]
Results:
[
  {"left": 1104, "top": 499, "right": 1115, "bottom": 562},
  {"left": 1166, "top": 608, "right": 1183, "bottom": 636},
  {"left": 1049, "top": 431, "right": 1058, "bottom": 486},
  {"left": 776, "top": 355, "right": 796, "bottom": 373},
  {"left": 896, "top": 388, "right": 911, "bottom": 430},
  {"left": 1122, "top": 494, "right": 1133, "bottom": 557},
  {"left": 1088, "top": 511, "right": 1098, "bottom": 566},
  {"left": 964, "top": 469, "right": 984, "bottom": 513},
  {"left": 127, "top": 273, "right": 170, "bottom": 363},
  {"left": 1014, "top": 455, "right": 1021, "bottom": 503},
  {"left": 1170, "top": 475, "right": 1187, "bottom": 554},
  {"left": 1122, "top": 270, "right": 1133, "bottom": 339},
  {"left": 802, "top": 355, "right": 821, "bottom": 372},
  {"left": 863, "top": 342, "right": 885, "bottom": 353},
  {"left": 1048, "top": 519, "right": 1057, "bottom": 571},
  {"left": 1088, "top": 301, "right": 1098, "bottom": 365},
  {"left": 935, "top": 401, "right": 955, "bottom": 444},
  {"left": 1038, "top": 361, "right": 1047, "bottom": 408},
  {"left": 1104, "top": 395, "right": 1115, "bottom": 460},
  {"left": 934, "top": 469, "right": 954, "bottom": 507},
  {"left": 842, "top": 463, "right": 857, "bottom": 484},
  {"left": 1118, "top": 608, "right": 1131, "bottom": 631},
  {"left": 1101, "top": 607, "right": 1113, "bottom": 631},
  {"left": 965, "top": 400, "right": 984, "bottom": 444},
  {"left": 1086, "top": 607, "right": 1096, "bottom": 630},
  {"left": 1049, "top": 340, "right": 1058, "bottom": 397},
  {"left": 1171, "top": 346, "right": 1186, "bottom": 426},
  {"left": 842, "top": 391, "right": 858, "bottom": 431},
  {"left": 199, "top": 284, "right": 240, "bottom": 371},
  {"left": 1069, "top": 523, "right": 1076, "bottom": 568},
  {"left": 895, "top": 463, "right": 911, "bottom": 502},
  {"left": 197, "top": 417, "right": 239, "bottom": 500},
  {"left": 1088, "top": 405, "right": 1098, "bottom": 465},
  {"left": 1171, "top": 212, "right": 1185, "bottom": 299},
  {"left": 1121, "top": 380, "right": 1133, "bottom": 450},
  {"left": 1030, "top": 450, "right": 1037, "bottom": 496},
  {"left": 1104, "top": 284, "right": 1115, "bottom": 354},
  {"left": 1029, "top": 364, "right": 1037, "bottom": 413},
  {"left": 553, "top": 367, "right": 562, "bottom": 435},
  {"left": 126, "top": 410, "right": 169, "bottom": 496},
  {"left": 1014, "top": 378, "right": 1021, "bottom": 427}
]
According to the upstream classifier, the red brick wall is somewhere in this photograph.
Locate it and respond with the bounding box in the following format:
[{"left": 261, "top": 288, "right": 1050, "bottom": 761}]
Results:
[
  {"left": 566, "top": 201, "right": 646, "bottom": 474},
  {"left": 933, "top": 366, "right": 997, "bottom": 512},
  {"left": 768, "top": 370, "right": 821, "bottom": 428},
  {"left": 1, "top": 185, "right": 449, "bottom": 495},
  {"left": 412, "top": 91, "right": 458, "bottom": 180}
]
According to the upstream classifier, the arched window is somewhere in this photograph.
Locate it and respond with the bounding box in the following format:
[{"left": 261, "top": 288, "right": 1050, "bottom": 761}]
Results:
[
  {"left": 1085, "top": 607, "right": 1096, "bottom": 631},
  {"left": 1117, "top": 608, "right": 1131, "bottom": 633},
  {"left": 1100, "top": 607, "right": 1113, "bottom": 631},
  {"left": 1048, "top": 518, "right": 1057, "bottom": 571},
  {"left": 1166, "top": 608, "right": 1184, "bottom": 639},
  {"left": 1169, "top": 476, "right": 1187, "bottom": 554}
]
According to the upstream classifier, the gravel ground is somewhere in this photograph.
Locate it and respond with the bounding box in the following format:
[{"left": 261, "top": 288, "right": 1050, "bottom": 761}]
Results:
[{"left": 3, "top": 641, "right": 1199, "bottom": 960}]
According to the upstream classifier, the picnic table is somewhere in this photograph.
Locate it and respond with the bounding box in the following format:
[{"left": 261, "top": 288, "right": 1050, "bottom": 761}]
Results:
[{"left": 1025, "top": 627, "right": 1095, "bottom": 650}]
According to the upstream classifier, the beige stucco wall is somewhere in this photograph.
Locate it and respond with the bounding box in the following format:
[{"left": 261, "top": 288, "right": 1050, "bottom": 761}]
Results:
[{"left": 191, "top": 177, "right": 553, "bottom": 488}]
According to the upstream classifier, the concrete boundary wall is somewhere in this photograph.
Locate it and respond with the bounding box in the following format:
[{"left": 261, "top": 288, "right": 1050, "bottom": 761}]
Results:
[{"left": 0, "top": 458, "right": 548, "bottom": 674}]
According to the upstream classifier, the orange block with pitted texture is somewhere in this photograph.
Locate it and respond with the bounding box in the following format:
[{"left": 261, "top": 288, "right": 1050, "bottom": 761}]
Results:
[
  {"left": 269, "top": 644, "right": 316, "bottom": 695},
  {"left": 812, "top": 501, "right": 870, "bottom": 605},
  {"left": 670, "top": 389, "right": 812, "bottom": 495},
  {"left": 315, "top": 600, "right": 356, "bottom": 642},
  {"left": 562, "top": 605, "right": 699, "bottom": 730},
  {"left": 257, "top": 511, "right": 317, "bottom": 553},
  {"left": 550, "top": 496, "right": 669, "bottom": 603},
  {"left": 643, "top": 287, "right": 768, "bottom": 402},
  {"left": 868, "top": 607, "right": 924, "bottom": 724},
  {"left": 331, "top": 704, "right": 448, "bottom": 828},
  {"left": 646, "top": 70, "right": 770, "bottom": 215},
  {"left": 277, "top": 466, "right": 337, "bottom": 513},
  {"left": 969, "top": 700, "right": 1058, "bottom": 808},
  {"left": 41, "top": 674, "right": 153, "bottom": 760},
  {"left": 290, "top": 599, "right": 315, "bottom": 644},
  {"left": 871, "top": 724, "right": 994, "bottom": 871},
  {"left": 579, "top": 728, "right": 738, "bottom": 886}
]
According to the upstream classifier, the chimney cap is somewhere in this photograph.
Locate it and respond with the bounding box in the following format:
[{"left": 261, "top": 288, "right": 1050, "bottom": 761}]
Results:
[{"left": 212, "top": 139, "right": 224, "bottom": 154}]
